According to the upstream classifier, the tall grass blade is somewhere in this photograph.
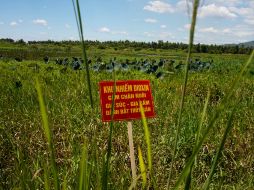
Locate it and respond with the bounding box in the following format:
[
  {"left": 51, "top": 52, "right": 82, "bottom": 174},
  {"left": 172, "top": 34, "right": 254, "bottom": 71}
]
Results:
[
  {"left": 35, "top": 78, "right": 59, "bottom": 190},
  {"left": 203, "top": 109, "right": 236, "bottom": 190},
  {"left": 167, "top": 0, "right": 200, "bottom": 188},
  {"left": 140, "top": 102, "right": 157, "bottom": 189},
  {"left": 184, "top": 90, "right": 211, "bottom": 190},
  {"left": 138, "top": 146, "right": 147, "bottom": 189},
  {"left": 43, "top": 164, "right": 50, "bottom": 190},
  {"left": 140, "top": 103, "right": 152, "bottom": 172},
  {"left": 102, "top": 70, "right": 117, "bottom": 190},
  {"left": 196, "top": 90, "right": 211, "bottom": 150},
  {"left": 72, "top": 0, "right": 94, "bottom": 108},
  {"left": 79, "top": 140, "right": 88, "bottom": 190},
  {"left": 184, "top": 171, "right": 191, "bottom": 190},
  {"left": 63, "top": 173, "right": 68, "bottom": 190},
  {"left": 71, "top": 0, "right": 81, "bottom": 40},
  {"left": 172, "top": 50, "right": 254, "bottom": 189},
  {"left": 95, "top": 148, "right": 102, "bottom": 189}
]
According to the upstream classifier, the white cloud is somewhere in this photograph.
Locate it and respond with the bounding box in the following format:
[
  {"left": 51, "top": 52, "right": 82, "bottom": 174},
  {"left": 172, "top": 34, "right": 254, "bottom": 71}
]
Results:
[
  {"left": 98, "top": 27, "right": 128, "bottom": 35},
  {"left": 145, "top": 18, "right": 157, "bottom": 23},
  {"left": 10, "top": 21, "right": 17, "bottom": 26},
  {"left": 99, "top": 27, "right": 110, "bottom": 33},
  {"left": 198, "top": 27, "right": 218, "bottom": 33},
  {"left": 176, "top": 0, "right": 192, "bottom": 12},
  {"left": 199, "top": 4, "right": 237, "bottom": 18},
  {"left": 198, "top": 25, "right": 254, "bottom": 38},
  {"left": 244, "top": 19, "right": 254, "bottom": 25},
  {"left": 195, "top": 24, "right": 254, "bottom": 44},
  {"left": 178, "top": 1, "right": 254, "bottom": 44},
  {"left": 160, "top": 24, "right": 167, "bottom": 28},
  {"left": 196, "top": 1, "right": 254, "bottom": 28},
  {"left": 144, "top": 1, "right": 174, "bottom": 13},
  {"left": 232, "top": 31, "right": 254, "bottom": 38},
  {"left": 229, "top": 7, "right": 251, "bottom": 16},
  {"left": 201, "top": 1, "right": 254, "bottom": 23},
  {"left": 204, "top": 0, "right": 241, "bottom": 7},
  {"left": 33, "top": 19, "right": 48, "bottom": 26},
  {"left": 229, "top": 6, "right": 254, "bottom": 25},
  {"left": 9, "top": 19, "right": 23, "bottom": 27},
  {"left": 226, "top": 25, "right": 254, "bottom": 37}
]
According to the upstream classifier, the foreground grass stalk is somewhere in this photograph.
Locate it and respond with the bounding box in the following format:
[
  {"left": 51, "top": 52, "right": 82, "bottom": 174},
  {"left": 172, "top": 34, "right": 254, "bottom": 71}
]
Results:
[
  {"left": 173, "top": 50, "right": 254, "bottom": 189},
  {"left": 43, "top": 164, "right": 50, "bottom": 190},
  {"left": 184, "top": 90, "right": 211, "bottom": 190},
  {"left": 138, "top": 146, "right": 147, "bottom": 189},
  {"left": 102, "top": 70, "right": 117, "bottom": 190},
  {"left": 71, "top": 0, "right": 81, "bottom": 40},
  {"left": 195, "top": 90, "right": 211, "bottom": 151},
  {"left": 73, "top": 0, "right": 94, "bottom": 108},
  {"left": 79, "top": 141, "right": 88, "bottom": 190},
  {"left": 35, "top": 78, "right": 59, "bottom": 190},
  {"left": 63, "top": 174, "right": 68, "bottom": 190},
  {"left": 140, "top": 103, "right": 157, "bottom": 189},
  {"left": 167, "top": 0, "right": 200, "bottom": 188},
  {"left": 203, "top": 109, "right": 235, "bottom": 190},
  {"left": 140, "top": 103, "right": 152, "bottom": 172}
]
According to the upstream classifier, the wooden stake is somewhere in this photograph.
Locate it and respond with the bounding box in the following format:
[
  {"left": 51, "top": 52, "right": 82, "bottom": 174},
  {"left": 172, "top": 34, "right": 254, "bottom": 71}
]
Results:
[{"left": 127, "top": 121, "right": 137, "bottom": 180}]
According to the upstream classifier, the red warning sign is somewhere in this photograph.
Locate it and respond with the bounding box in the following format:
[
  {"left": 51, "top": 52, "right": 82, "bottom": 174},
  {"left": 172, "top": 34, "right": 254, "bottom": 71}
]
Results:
[{"left": 99, "top": 80, "right": 156, "bottom": 122}]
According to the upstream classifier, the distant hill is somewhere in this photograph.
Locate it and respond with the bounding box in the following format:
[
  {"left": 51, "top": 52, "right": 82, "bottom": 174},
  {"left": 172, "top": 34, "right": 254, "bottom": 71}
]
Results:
[
  {"left": 239, "top": 41, "right": 254, "bottom": 48},
  {"left": 226, "top": 41, "right": 254, "bottom": 48}
]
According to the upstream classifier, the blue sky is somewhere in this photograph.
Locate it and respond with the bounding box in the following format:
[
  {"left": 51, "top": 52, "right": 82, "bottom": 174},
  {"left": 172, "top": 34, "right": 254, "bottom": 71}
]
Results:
[{"left": 0, "top": 0, "right": 253, "bottom": 44}]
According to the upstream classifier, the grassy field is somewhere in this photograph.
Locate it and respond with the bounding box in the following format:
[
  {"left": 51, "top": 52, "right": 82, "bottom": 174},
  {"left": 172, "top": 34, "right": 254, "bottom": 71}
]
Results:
[{"left": 0, "top": 41, "right": 254, "bottom": 189}]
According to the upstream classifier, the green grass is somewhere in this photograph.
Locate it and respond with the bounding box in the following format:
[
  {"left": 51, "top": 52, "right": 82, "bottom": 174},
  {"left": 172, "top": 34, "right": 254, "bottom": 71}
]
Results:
[
  {"left": 0, "top": 48, "right": 253, "bottom": 189},
  {"left": 72, "top": 0, "right": 94, "bottom": 108},
  {"left": 172, "top": 50, "right": 254, "bottom": 189},
  {"left": 0, "top": 2, "right": 254, "bottom": 186},
  {"left": 35, "top": 78, "right": 59, "bottom": 190},
  {"left": 203, "top": 108, "right": 236, "bottom": 190},
  {"left": 168, "top": 1, "right": 200, "bottom": 188}
]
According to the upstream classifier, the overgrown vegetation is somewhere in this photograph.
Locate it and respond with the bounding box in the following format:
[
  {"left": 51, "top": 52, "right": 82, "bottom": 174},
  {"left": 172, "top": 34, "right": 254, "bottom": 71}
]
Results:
[
  {"left": 0, "top": 0, "right": 254, "bottom": 189},
  {"left": 1, "top": 45, "right": 253, "bottom": 189}
]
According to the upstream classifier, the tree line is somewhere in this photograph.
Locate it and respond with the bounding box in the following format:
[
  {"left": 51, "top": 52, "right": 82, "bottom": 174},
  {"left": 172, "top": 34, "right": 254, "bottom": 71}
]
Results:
[{"left": 0, "top": 38, "right": 252, "bottom": 55}]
